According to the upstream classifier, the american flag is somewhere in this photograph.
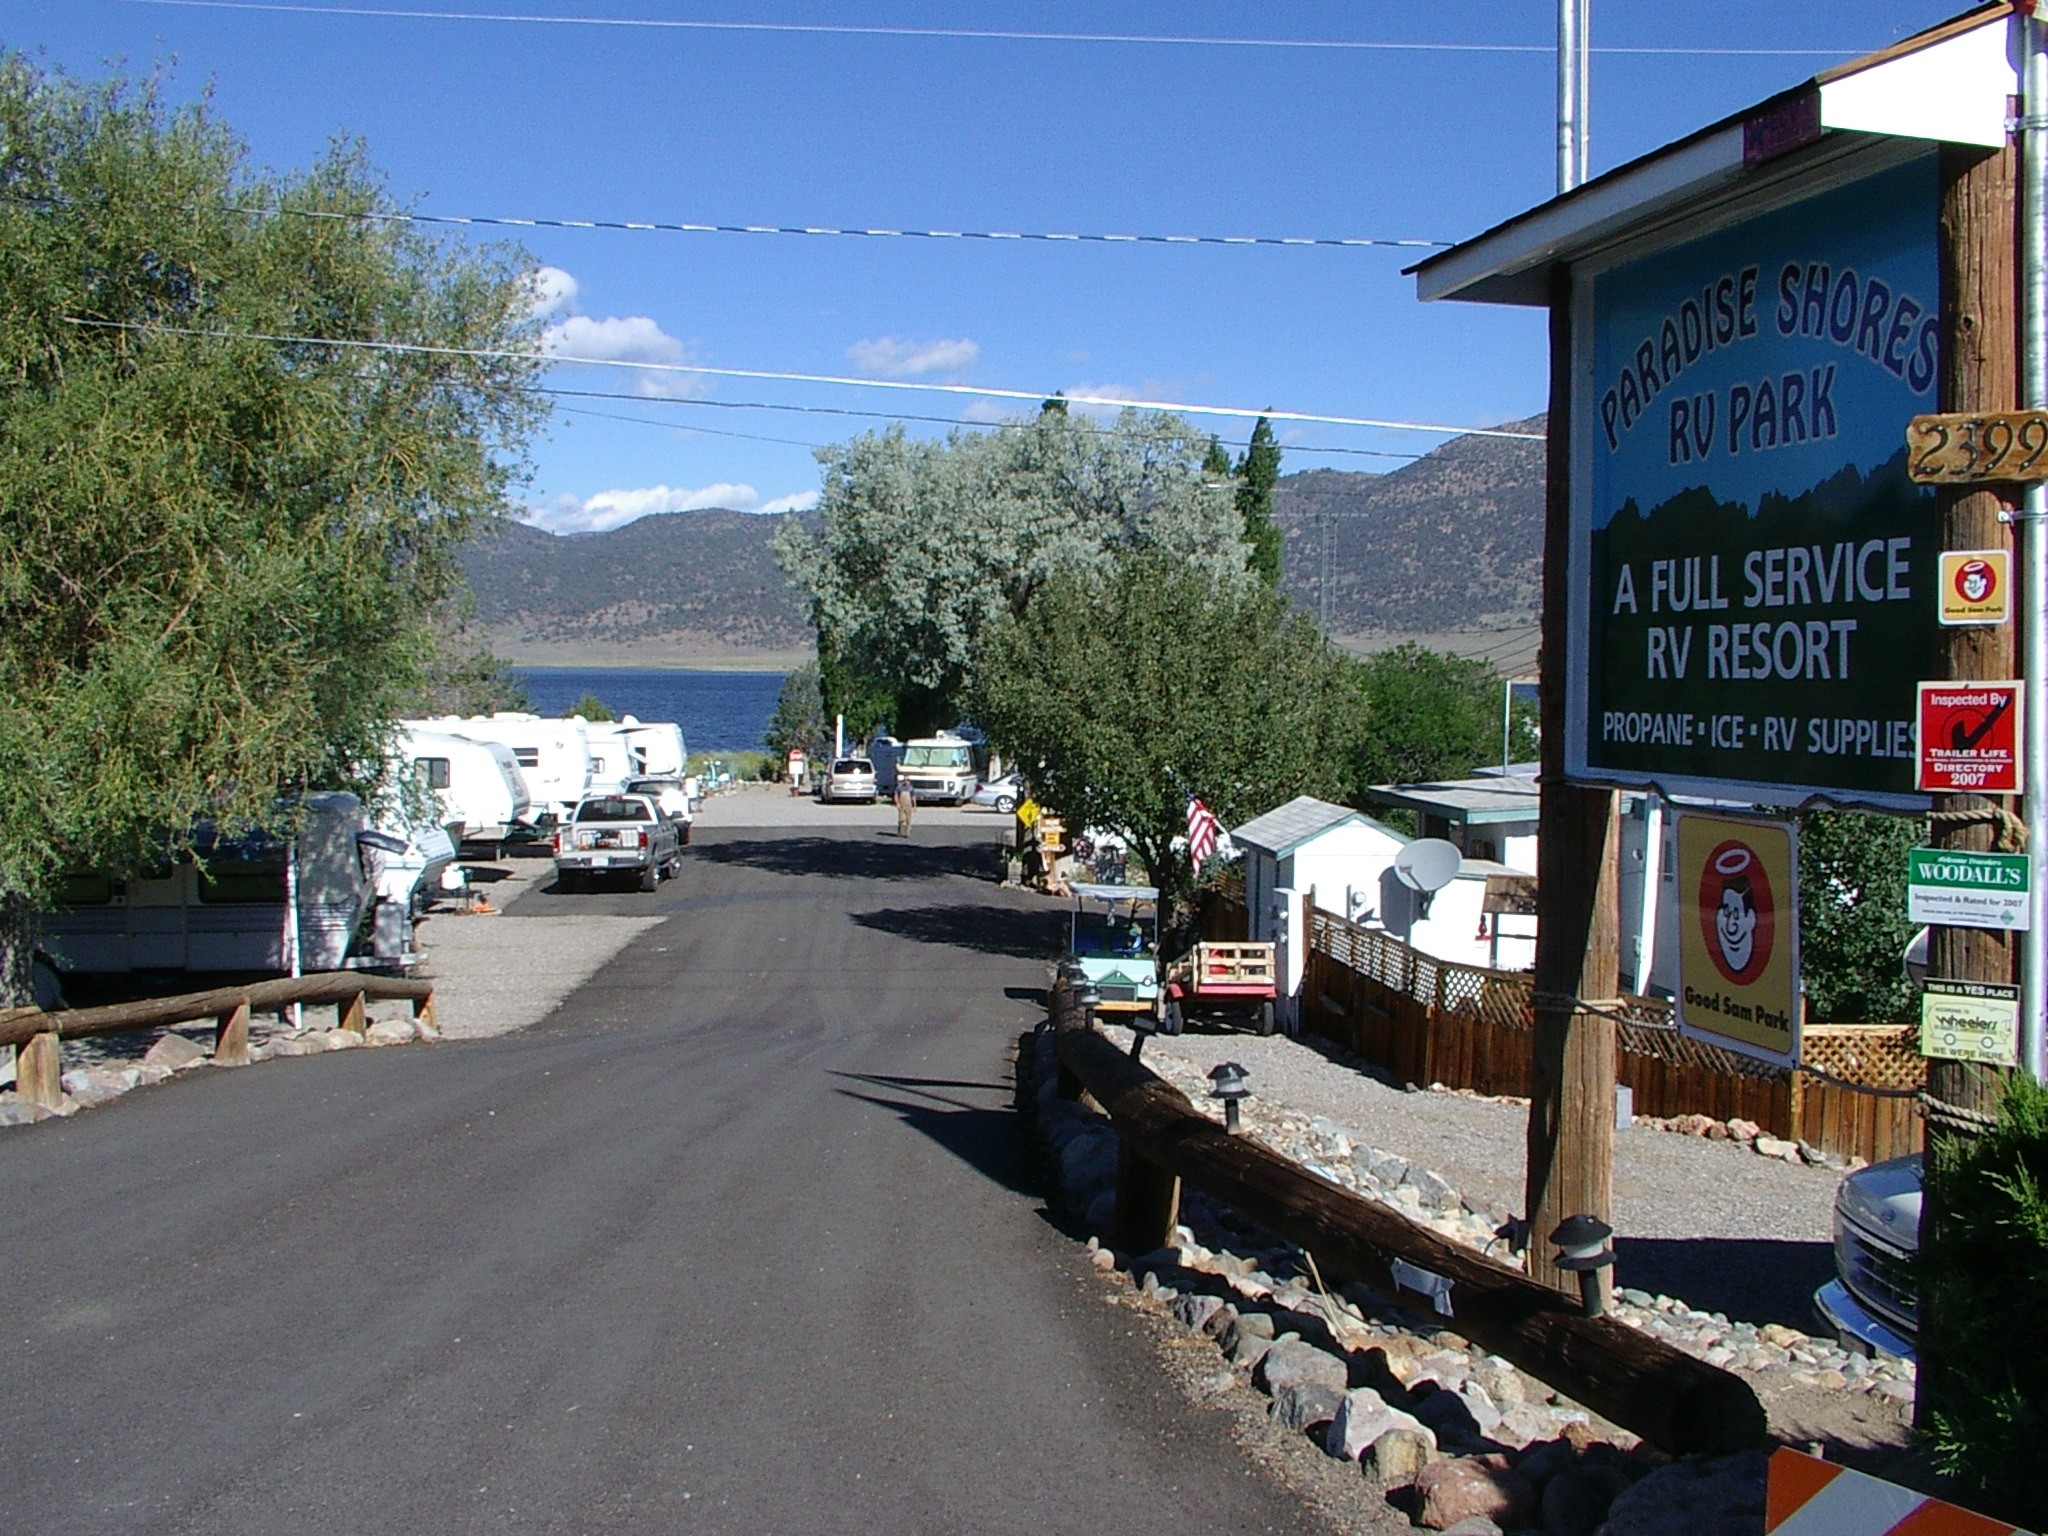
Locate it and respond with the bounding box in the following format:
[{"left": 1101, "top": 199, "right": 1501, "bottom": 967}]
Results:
[{"left": 1186, "top": 797, "right": 1221, "bottom": 875}]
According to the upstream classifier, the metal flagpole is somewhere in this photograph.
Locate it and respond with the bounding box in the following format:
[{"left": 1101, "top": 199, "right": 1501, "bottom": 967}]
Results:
[
  {"left": 1557, "top": 0, "right": 1580, "bottom": 193},
  {"left": 2023, "top": 6, "right": 2048, "bottom": 1082}
]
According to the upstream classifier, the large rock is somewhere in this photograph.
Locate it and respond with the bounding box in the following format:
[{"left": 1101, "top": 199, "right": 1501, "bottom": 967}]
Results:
[
  {"left": 59, "top": 1065, "right": 142, "bottom": 1105},
  {"left": 1414, "top": 1458, "right": 1537, "bottom": 1531},
  {"left": 0, "top": 1094, "right": 53, "bottom": 1127},
  {"left": 1404, "top": 1166, "right": 1461, "bottom": 1209},
  {"left": 1254, "top": 1337, "right": 1349, "bottom": 1398},
  {"left": 1171, "top": 1292, "right": 1225, "bottom": 1333},
  {"left": 1594, "top": 1451, "right": 1766, "bottom": 1536},
  {"left": 1753, "top": 1136, "right": 1802, "bottom": 1162},
  {"left": 1369, "top": 1426, "right": 1437, "bottom": 1486},
  {"left": 364, "top": 1017, "right": 417, "bottom": 1047},
  {"left": 143, "top": 1031, "right": 208, "bottom": 1070},
  {"left": 1059, "top": 1132, "right": 1118, "bottom": 1192},
  {"left": 1324, "top": 1387, "right": 1436, "bottom": 1462},
  {"left": 1543, "top": 1465, "right": 1630, "bottom": 1536},
  {"left": 1221, "top": 1311, "right": 1275, "bottom": 1354},
  {"left": 270, "top": 1035, "right": 323, "bottom": 1057},
  {"left": 318, "top": 1029, "right": 362, "bottom": 1051},
  {"left": 1271, "top": 1381, "right": 1345, "bottom": 1434}
]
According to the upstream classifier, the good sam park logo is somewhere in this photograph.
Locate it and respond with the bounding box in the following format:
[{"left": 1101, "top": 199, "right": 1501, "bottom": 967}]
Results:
[{"left": 1677, "top": 812, "right": 1800, "bottom": 1067}]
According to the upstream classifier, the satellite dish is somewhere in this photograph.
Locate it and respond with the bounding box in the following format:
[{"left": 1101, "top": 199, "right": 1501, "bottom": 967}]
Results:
[
  {"left": 1903, "top": 927, "right": 1930, "bottom": 989},
  {"left": 1393, "top": 838, "right": 1463, "bottom": 895}
]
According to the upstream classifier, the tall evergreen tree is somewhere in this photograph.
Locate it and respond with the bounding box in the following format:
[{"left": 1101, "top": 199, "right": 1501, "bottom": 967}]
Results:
[{"left": 1234, "top": 416, "right": 1284, "bottom": 586}]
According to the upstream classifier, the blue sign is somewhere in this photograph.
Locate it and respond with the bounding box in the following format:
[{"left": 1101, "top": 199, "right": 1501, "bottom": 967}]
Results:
[{"left": 1575, "top": 156, "right": 1941, "bottom": 804}]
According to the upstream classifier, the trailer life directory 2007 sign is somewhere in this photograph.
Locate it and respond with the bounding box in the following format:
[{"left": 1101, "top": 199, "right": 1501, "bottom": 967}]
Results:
[{"left": 1574, "top": 157, "right": 1941, "bottom": 806}]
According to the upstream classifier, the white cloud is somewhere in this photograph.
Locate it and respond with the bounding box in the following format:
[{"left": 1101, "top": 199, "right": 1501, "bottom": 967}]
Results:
[
  {"left": 542, "top": 313, "right": 687, "bottom": 366},
  {"left": 847, "top": 336, "right": 980, "bottom": 377},
  {"left": 523, "top": 482, "right": 760, "bottom": 535},
  {"left": 755, "top": 490, "right": 820, "bottom": 516},
  {"left": 524, "top": 265, "right": 579, "bottom": 321},
  {"left": 960, "top": 399, "right": 1011, "bottom": 425}
]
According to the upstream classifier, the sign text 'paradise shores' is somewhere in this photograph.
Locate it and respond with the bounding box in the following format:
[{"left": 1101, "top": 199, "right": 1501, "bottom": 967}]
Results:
[{"left": 1576, "top": 157, "right": 1940, "bottom": 804}]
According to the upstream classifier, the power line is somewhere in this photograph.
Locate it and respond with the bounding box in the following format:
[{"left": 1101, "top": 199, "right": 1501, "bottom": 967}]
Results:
[
  {"left": 120, "top": 1, "right": 1867, "bottom": 57},
  {"left": 546, "top": 391, "right": 1426, "bottom": 463},
  {"left": 193, "top": 196, "right": 1450, "bottom": 253},
  {"left": 69, "top": 317, "right": 1547, "bottom": 439}
]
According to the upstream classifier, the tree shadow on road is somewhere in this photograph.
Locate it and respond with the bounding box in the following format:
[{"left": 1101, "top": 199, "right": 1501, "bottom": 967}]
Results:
[
  {"left": 693, "top": 835, "right": 993, "bottom": 883},
  {"left": 1614, "top": 1235, "right": 1834, "bottom": 1331},
  {"left": 830, "top": 1071, "right": 1038, "bottom": 1198},
  {"left": 851, "top": 903, "right": 1065, "bottom": 960}
]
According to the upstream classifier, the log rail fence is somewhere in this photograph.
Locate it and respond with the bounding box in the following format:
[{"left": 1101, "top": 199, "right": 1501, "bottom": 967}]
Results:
[
  {"left": 1047, "top": 990, "right": 1767, "bottom": 1457},
  {"left": 1, "top": 972, "right": 437, "bottom": 1112}
]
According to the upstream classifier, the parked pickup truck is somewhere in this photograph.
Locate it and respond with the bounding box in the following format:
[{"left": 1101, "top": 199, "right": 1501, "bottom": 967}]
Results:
[{"left": 553, "top": 793, "right": 682, "bottom": 892}]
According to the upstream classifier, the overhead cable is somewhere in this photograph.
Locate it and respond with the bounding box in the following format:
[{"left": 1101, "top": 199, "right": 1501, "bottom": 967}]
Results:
[
  {"left": 121, "top": 1, "right": 1866, "bottom": 57},
  {"left": 203, "top": 196, "right": 1450, "bottom": 252},
  {"left": 68, "top": 317, "right": 1548, "bottom": 439},
  {"left": 546, "top": 391, "right": 1424, "bottom": 463}
]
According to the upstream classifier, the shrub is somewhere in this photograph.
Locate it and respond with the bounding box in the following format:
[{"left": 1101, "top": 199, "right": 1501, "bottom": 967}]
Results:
[{"left": 1920, "top": 1072, "right": 2048, "bottom": 1526}]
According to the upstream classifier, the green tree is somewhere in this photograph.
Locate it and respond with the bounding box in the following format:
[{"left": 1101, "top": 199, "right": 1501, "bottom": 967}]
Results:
[
  {"left": 763, "top": 662, "right": 829, "bottom": 762},
  {"left": 0, "top": 58, "right": 542, "bottom": 1002},
  {"left": 775, "top": 408, "right": 1247, "bottom": 731},
  {"left": 1201, "top": 434, "right": 1232, "bottom": 478},
  {"left": 569, "top": 693, "right": 614, "bottom": 722},
  {"left": 971, "top": 550, "right": 1367, "bottom": 922},
  {"left": 1797, "top": 809, "right": 1922, "bottom": 1022},
  {"left": 1234, "top": 416, "right": 1284, "bottom": 587},
  {"left": 1346, "top": 643, "right": 1533, "bottom": 790}
]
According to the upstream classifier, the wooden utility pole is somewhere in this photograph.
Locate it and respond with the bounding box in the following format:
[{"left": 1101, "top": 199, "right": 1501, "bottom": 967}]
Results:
[
  {"left": 1526, "top": 264, "right": 1622, "bottom": 1300},
  {"left": 1919, "top": 139, "right": 2021, "bottom": 1429}
]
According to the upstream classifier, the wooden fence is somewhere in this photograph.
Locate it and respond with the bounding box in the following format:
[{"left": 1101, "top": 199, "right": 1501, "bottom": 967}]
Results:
[
  {"left": 2, "top": 971, "right": 437, "bottom": 1112},
  {"left": 1199, "top": 893, "right": 1921, "bottom": 1166}
]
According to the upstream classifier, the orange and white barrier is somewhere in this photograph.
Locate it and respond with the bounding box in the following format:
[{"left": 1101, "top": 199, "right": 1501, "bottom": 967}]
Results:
[{"left": 1767, "top": 1448, "right": 2033, "bottom": 1535}]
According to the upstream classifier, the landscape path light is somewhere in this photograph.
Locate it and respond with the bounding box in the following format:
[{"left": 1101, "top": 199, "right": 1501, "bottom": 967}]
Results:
[
  {"left": 1207, "top": 1061, "right": 1251, "bottom": 1133},
  {"left": 1550, "top": 1213, "right": 1616, "bottom": 1318}
]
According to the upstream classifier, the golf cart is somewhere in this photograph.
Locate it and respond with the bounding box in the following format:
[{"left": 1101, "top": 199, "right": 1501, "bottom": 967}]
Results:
[{"left": 1058, "top": 884, "right": 1162, "bottom": 1030}]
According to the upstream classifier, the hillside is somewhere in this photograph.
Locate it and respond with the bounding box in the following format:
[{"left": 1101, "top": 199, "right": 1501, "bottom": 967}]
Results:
[
  {"left": 461, "top": 508, "right": 814, "bottom": 665},
  {"left": 1272, "top": 414, "right": 1547, "bottom": 636},
  {"left": 461, "top": 418, "right": 1548, "bottom": 665}
]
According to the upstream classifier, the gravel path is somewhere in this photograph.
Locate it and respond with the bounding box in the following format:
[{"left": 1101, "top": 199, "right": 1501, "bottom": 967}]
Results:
[
  {"left": 412, "top": 851, "right": 662, "bottom": 1040},
  {"left": 1122, "top": 1025, "right": 1844, "bottom": 1330}
]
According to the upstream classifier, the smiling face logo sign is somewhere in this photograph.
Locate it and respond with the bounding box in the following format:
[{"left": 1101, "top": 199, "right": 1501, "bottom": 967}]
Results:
[
  {"left": 1699, "top": 840, "right": 1773, "bottom": 985},
  {"left": 1938, "top": 549, "right": 2009, "bottom": 626},
  {"left": 1676, "top": 812, "right": 1800, "bottom": 1067}
]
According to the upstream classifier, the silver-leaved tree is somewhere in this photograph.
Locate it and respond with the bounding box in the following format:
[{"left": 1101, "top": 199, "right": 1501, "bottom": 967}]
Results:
[
  {"left": 774, "top": 405, "right": 1251, "bottom": 733},
  {"left": 0, "top": 58, "right": 543, "bottom": 1003}
]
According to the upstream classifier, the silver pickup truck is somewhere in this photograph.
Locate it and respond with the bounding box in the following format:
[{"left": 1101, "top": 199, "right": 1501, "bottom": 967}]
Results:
[{"left": 553, "top": 793, "right": 682, "bottom": 892}]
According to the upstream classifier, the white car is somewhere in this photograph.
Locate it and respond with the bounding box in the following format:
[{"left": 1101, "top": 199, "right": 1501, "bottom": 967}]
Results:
[
  {"left": 971, "top": 773, "right": 1022, "bottom": 814},
  {"left": 821, "top": 757, "right": 878, "bottom": 804}
]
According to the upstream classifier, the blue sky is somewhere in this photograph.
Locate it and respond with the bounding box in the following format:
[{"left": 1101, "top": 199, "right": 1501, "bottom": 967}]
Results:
[{"left": 16, "top": 1, "right": 1964, "bottom": 533}]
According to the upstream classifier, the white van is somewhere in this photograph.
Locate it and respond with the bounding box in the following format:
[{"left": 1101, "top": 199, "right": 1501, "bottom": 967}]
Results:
[
  {"left": 42, "top": 793, "right": 378, "bottom": 975},
  {"left": 409, "top": 713, "right": 594, "bottom": 824},
  {"left": 397, "top": 725, "right": 531, "bottom": 843}
]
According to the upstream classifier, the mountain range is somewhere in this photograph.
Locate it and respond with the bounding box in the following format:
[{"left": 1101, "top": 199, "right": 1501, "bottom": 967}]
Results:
[{"left": 460, "top": 416, "right": 1547, "bottom": 665}]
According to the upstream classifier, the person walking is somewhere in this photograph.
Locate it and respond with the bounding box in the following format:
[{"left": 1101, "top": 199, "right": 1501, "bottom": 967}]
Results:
[{"left": 895, "top": 782, "right": 916, "bottom": 838}]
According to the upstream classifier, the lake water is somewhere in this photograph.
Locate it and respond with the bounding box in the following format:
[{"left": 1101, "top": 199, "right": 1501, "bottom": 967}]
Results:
[{"left": 511, "top": 668, "right": 786, "bottom": 754}]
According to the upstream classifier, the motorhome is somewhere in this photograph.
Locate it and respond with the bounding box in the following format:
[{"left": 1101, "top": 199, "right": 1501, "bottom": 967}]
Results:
[
  {"left": 408, "top": 713, "right": 594, "bottom": 824},
  {"left": 581, "top": 717, "right": 687, "bottom": 792},
  {"left": 41, "top": 793, "right": 386, "bottom": 976},
  {"left": 896, "top": 732, "right": 978, "bottom": 804},
  {"left": 396, "top": 725, "right": 531, "bottom": 843}
]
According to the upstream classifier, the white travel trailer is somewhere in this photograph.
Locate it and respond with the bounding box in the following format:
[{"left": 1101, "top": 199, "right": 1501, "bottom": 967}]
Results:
[
  {"left": 617, "top": 717, "right": 687, "bottom": 778},
  {"left": 41, "top": 793, "right": 381, "bottom": 975},
  {"left": 408, "top": 713, "right": 595, "bottom": 824},
  {"left": 396, "top": 725, "right": 531, "bottom": 843}
]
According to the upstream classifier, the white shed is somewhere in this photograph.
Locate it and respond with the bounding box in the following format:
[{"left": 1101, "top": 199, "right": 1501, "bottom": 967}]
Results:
[{"left": 1232, "top": 796, "right": 1409, "bottom": 940}]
